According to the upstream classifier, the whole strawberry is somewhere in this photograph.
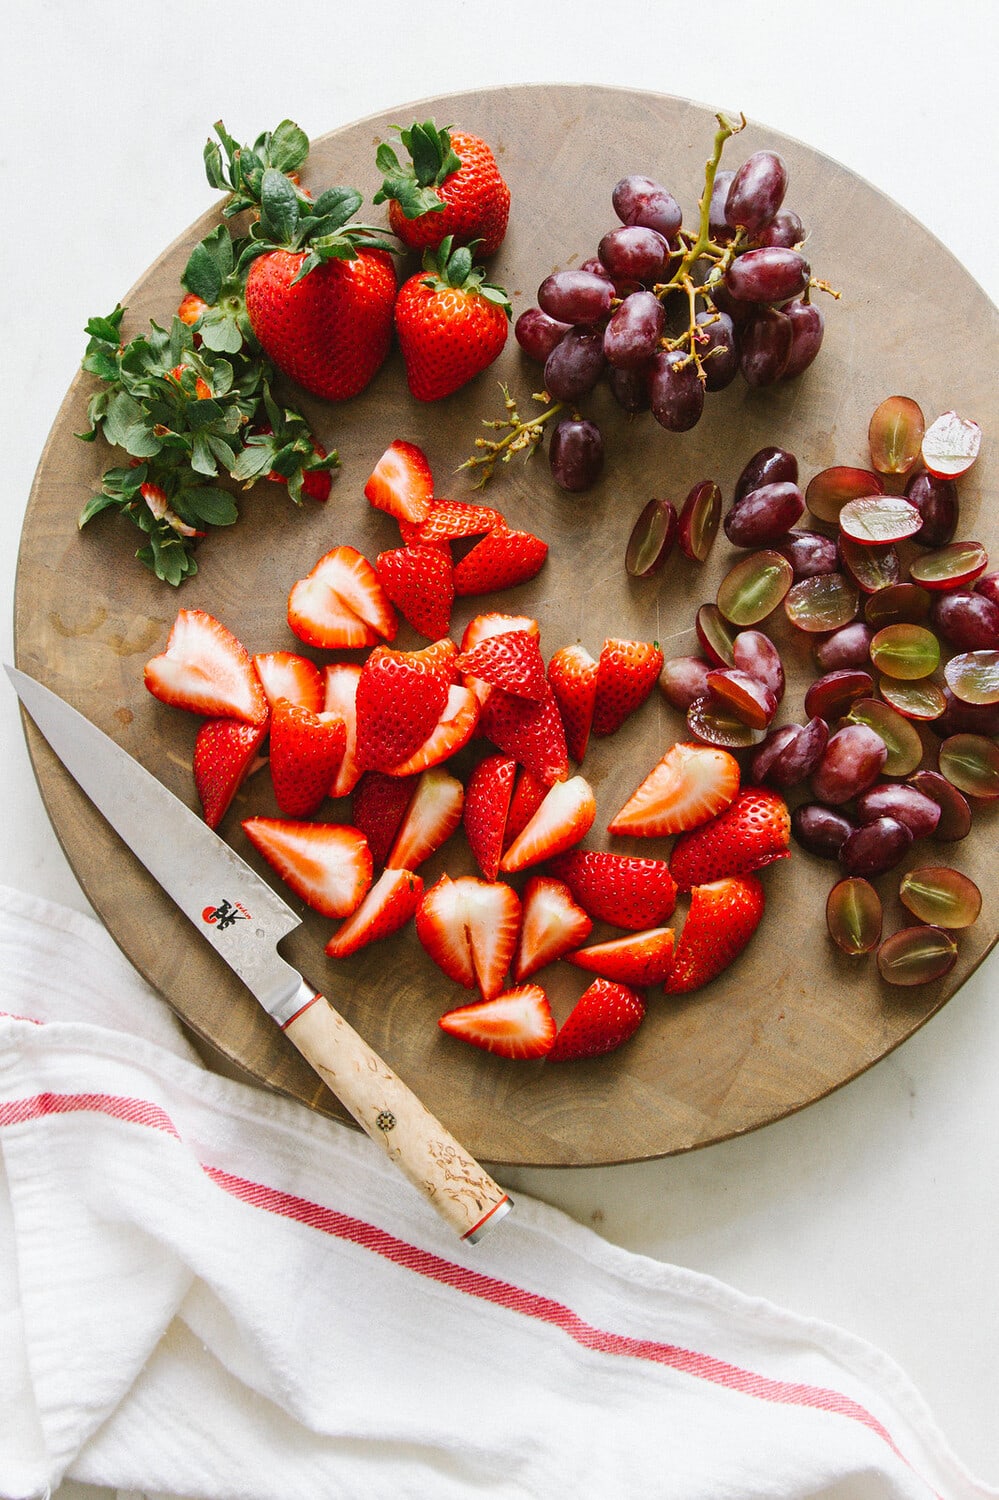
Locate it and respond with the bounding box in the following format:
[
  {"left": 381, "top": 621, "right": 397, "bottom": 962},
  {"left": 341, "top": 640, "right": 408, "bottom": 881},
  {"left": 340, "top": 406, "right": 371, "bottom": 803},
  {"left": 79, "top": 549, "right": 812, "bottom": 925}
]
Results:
[
  {"left": 394, "top": 238, "right": 510, "bottom": 402},
  {"left": 374, "top": 122, "right": 510, "bottom": 257}
]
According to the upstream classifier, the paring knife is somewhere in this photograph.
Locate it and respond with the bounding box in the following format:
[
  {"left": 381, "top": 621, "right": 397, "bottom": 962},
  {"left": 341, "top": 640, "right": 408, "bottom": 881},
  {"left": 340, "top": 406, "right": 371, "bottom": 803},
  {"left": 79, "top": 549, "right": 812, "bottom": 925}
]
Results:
[{"left": 7, "top": 665, "right": 512, "bottom": 1244}]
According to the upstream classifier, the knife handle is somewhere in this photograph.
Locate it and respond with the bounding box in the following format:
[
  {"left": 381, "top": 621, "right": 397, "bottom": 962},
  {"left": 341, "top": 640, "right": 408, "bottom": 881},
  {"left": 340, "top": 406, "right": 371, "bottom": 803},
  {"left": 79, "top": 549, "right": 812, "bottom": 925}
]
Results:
[{"left": 282, "top": 987, "right": 512, "bottom": 1243}]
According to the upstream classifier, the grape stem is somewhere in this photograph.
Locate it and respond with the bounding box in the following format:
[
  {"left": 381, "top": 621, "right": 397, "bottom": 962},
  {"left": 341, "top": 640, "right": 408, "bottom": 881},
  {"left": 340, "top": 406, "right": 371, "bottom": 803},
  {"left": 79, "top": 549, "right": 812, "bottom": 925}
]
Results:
[{"left": 457, "top": 384, "right": 565, "bottom": 487}]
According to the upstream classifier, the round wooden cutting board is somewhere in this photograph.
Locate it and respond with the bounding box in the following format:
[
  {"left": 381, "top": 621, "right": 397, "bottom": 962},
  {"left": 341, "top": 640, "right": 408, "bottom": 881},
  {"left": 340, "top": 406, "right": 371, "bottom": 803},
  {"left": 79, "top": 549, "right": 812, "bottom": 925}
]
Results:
[{"left": 14, "top": 85, "right": 999, "bottom": 1167}]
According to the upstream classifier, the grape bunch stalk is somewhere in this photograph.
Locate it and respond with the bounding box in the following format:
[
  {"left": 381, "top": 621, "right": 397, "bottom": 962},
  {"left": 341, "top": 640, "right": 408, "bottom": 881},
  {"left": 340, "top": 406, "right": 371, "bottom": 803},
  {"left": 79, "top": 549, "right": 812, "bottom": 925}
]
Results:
[{"left": 462, "top": 113, "right": 838, "bottom": 495}]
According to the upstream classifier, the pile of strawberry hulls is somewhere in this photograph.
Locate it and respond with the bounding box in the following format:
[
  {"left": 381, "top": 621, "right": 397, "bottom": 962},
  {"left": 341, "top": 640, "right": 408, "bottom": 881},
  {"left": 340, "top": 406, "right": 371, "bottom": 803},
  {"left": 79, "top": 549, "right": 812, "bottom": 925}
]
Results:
[
  {"left": 80, "top": 119, "right": 513, "bottom": 584},
  {"left": 144, "top": 438, "right": 792, "bottom": 1065}
]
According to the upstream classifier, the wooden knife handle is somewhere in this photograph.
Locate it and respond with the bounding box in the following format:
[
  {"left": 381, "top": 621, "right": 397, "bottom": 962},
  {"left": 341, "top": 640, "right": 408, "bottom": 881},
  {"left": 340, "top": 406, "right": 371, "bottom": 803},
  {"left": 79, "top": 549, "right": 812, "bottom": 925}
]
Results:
[{"left": 282, "top": 987, "right": 512, "bottom": 1243}]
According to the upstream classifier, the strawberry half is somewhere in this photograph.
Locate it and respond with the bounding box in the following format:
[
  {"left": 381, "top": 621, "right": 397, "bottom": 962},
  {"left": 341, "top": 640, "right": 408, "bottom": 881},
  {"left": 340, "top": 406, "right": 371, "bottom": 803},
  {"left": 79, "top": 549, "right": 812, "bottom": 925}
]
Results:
[
  {"left": 609, "top": 742, "right": 741, "bottom": 837},
  {"left": 547, "top": 643, "right": 599, "bottom": 763},
  {"left": 386, "top": 768, "right": 464, "bottom": 870},
  {"left": 547, "top": 979, "right": 646, "bottom": 1063},
  {"left": 323, "top": 664, "right": 363, "bottom": 797},
  {"left": 145, "top": 610, "right": 267, "bottom": 724},
  {"left": 546, "top": 850, "right": 678, "bottom": 931},
  {"left": 350, "top": 770, "right": 417, "bottom": 866},
  {"left": 354, "top": 639, "right": 457, "bottom": 773},
  {"left": 479, "top": 682, "right": 569, "bottom": 786},
  {"left": 288, "top": 545, "right": 397, "bottom": 650},
  {"left": 499, "top": 775, "right": 597, "bottom": 873},
  {"left": 325, "top": 867, "right": 424, "bottom": 958},
  {"left": 503, "top": 767, "right": 549, "bottom": 849},
  {"left": 463, "top": 753, "right": 517, "bottom": 882},
  {"left": 376, "top": 543, "right": 454, "bottom": 641},
  {"left": 438, "top": 985, "right": 555, "bottom": 1060},
  {"left": 455, "top": 629, "right": 547, "bottom": 701},
  {"left": 193, "top": 717, "right": 268, "bottom": 829},
  {"left": 669, "top": 787, "right": 792, "bottom": 890},
  {"left": 591, "top": 638, "right": 665, "bottom": 737},
  {"left": 268, "top": 699, "right": 346, "bottom": 818},
  {"left": 452, "top": 527, "right": 549, "bottom": 597},
  {"left": 663, "top": 876, "right": 766, "bottom": 994},
  {"left": 416, "top": 873, "right": 521, "bottom": 1000},
  {"left": 566, "top": 928, "right": 676, "bottom": 988},
  {"left": 242, "top": 818, "right": 373, "bottom": 919},
  {"left": 253, "top": 651, "right": 324, "bottom": 714},
  {"left": 364, "top": 439, "right": 434, "bottom": 524},
  {"left": 513, "top": 876, "right": 593, "bottom": 982},
  {"left": 387, "top": 684, "right": 480, "bottom": 777}
]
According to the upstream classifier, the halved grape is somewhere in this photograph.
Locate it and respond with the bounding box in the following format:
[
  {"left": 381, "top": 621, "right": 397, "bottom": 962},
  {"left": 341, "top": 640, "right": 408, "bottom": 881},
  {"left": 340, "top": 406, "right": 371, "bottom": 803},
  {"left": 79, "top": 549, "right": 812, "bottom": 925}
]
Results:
[
  {"left": 865, "top": 583, "right": 933, "bottom": 628},
  {"left": 931, "top": 590, "right": 999, "bottom": 651},
  {"left": 878, "top": 677, "right": 947, "bottom": 722},
  {"left": 921, "top": 410, "right": 982, "bottom": 479},
  {"left": 877, "top": 926, "right": 957, "bottom": 986},
  {"left": 659, "top": 656, "right": 712, "bottom": 711},
  {"left": 869, "top": 624, "right": 940, "bottom": 680},
  {"left": 805, "top": 466, "right": 885, "bottom": 526},
  {"left": 804, "top": 669, "right": 873, "bottom": 721},
  {"left": 717, "top": 550, "right": 794, "bottom": 626},
  {"left": 908, "top": 769, "right": 973, "bottom": 840},
  {"left": 909, "top": 541, "right": 989, "bottom": 591},
  {"left": 725, "top": 246, "right": 810, "bottom": 304},
  {"left": 838, "top": 536, "right": 902, "bottom": 594},
  {"left": 626, "top": 498, "right": 678, "bottom": 577},
  {"left": 735, "top": 446, "right": 798, "bottom": 501},
  {"left": 905, "top": 471, "right": 959, "bottom": 547},
  {"left": 678, "top": 480, "right": 722, "bottom": 562},
  {"left": 814, "top": 622, "right": 874, "bottom": 671},
  {"left": 537, "top": 270, "right": 614, "bottom": 324},
  {"left": 811, "top": 722, "right": 888, "bottom": 804},
  {"left": 792, "top": 802, "right": 856, "bottom": 858},
  {"left": 868, "top": 396, "right": 925, "bottom": 475},
  {"left": 899, "top": 867, "right": 982, "bottom": 929},
  {"left": 839, "top": 495, "right": 923, "bottom": 545},
  {"left": 855, "top": 783, "right": 941, "bottom": 838},
  {"left": 785, "top": 573, "right": 860, "bottom": 633},
  {"left": 695, "top": 603, "right": 738, "bottom": 666},
  {"left": 938, "top": 733, "right": 999, "bottom": 799},
  {"left": 827, "top": 877, "right": 882, "bottom": 955},
  {"left": 943, "top": 650, "right": 999, "bottom": 704},
  {"left": 724, "top": 481, "right": 805, "bottom": 548},
  {"left": 846, "top": 698, "right": 923, "bottom": 776},
  {"left": 515, "top": 307, "right": 572, "bottom": 362},
  {"left": 777, "top": 531, "right": 839, "bottom": 579},
  {"left": 650, "top": 350, "right": 705, "bottom": 431},
  {"left": 732, "top": 629, "right": 785, "bottom": 701},
  {"left": 687, "top": 696, "right": 766, "bottom": 748},
  {"left": 706, "top": 667, "right": 778, "bottom": 729}
]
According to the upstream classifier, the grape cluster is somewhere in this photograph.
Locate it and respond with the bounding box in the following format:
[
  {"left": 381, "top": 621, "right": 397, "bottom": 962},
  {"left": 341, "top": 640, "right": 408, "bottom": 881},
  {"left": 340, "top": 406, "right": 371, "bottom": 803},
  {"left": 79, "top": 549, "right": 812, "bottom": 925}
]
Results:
[{"left": 465, "top": 116, "right": 834, "bottom": 495}]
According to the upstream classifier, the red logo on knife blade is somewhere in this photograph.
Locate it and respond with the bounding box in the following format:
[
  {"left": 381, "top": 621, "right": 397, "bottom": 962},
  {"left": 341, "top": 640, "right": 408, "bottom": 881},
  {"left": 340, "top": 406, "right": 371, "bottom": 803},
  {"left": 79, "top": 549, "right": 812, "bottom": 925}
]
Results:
[{"left": 202, "top": 899, "right": 251, "bottom": 930}]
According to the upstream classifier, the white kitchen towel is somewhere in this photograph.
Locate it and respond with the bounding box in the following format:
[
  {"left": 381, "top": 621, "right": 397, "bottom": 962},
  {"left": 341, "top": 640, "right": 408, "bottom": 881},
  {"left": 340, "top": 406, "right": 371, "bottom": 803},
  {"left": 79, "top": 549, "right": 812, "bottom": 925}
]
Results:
[{"left": 0, "top": 882, "right": 994, "bottom": 1500}]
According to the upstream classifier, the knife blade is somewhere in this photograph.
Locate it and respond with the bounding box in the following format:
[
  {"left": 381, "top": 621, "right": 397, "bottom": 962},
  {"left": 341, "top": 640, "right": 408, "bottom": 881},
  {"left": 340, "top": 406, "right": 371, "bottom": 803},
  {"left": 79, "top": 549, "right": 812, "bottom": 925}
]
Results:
[{"left": 7, "top": 665, "right": 512, "bottom": 1243}]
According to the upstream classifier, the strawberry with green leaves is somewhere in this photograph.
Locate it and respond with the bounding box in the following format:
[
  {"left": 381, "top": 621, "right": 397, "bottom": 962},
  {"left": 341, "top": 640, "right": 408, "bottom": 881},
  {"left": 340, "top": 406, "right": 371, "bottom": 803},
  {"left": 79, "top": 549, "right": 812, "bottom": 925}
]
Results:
[
  {"left": 394, "top": 238, "right": 511, "bottom": 402},
  {"left": 373, "top": 122, "right": 510, "bottom": 257}
]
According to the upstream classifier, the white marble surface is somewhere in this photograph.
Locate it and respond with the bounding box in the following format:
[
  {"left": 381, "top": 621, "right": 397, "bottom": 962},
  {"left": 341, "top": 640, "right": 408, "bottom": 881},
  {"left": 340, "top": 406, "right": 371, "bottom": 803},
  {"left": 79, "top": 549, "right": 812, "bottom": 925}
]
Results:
[{"left": 3, "top": 0, "right": 998, "bottom": 1492}]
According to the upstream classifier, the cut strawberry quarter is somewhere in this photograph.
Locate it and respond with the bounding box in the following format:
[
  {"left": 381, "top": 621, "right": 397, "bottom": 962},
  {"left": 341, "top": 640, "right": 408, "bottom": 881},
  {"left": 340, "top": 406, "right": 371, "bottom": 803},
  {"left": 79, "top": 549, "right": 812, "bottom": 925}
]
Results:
[
  {"left": 193, "top": 717, "right": 268, "bottom": 830},
  {"left": 376, "top": 543, "right": 454, "bottom": 641},
  {"left": 663, "top": 875, "right": 765, "bottom": 994},
  {"left": 499, "top": 775, "right": 596, "bottom": 873},
  {"left": 456, "top": 629, "right": 548, "bottom": 700},
  {"left": 460, "top": 612, "right": 541, "bottom": 652},
  {"left": 566, "top": 927, "right": 675, "bottom": 988},
  {"left": 452, "top": 527, "right": 548, "bottom": 596},
  {"left": 479, "top": 682, "right": 569, "bottom": 786},
  {"left": 547, "top": 979, "right": 646, "bottom": 1063},
  {"left": 609, "top": 741, "right": 741, "bottom": 837},
  {"left": 387, "top": 684, "right": 480, "bottom": 777},
  {"left": 513, "top": 876, "right": 593, "bottom": 982},
  {"left": 288, "top": 545, "right": 398, "bottom": 650},
  {"left": 669, "top": 786, "right": 791, "bottom": 889},
  {"left": 323, "top": 664, "right": 363, "bottom": 797},
  {"left": 547, "top": 850, "right": 678, "bottom": 931},
  {"left": 252, "top": 651, "right": 325, "bottom": 714},
  {"left": 268, "top": 699, "right": 346, "bottom": 819},
  {"left": 144, "top": 609, "right": 268, "bottom": 724},
  {"left": 439, "top": 984, "right": 556, "bottom": 1059},
  {"left": 363, "top": 438, "right": 434, "bottom": 524},
  {"left": 463, "top": 753, "right": 517, "bottom": 881},
  {"left": 386, "top": 767, "right": 464, "bottom": 870},
  {"left": 354, "top": 640, "right": 456, "bottom": 773},
  {"left": 591, "top": 637, "right": 665, "bottom": 737},
  {"left": 350, "top": 770, "right": 418, "bottom": 866},
  {"left": 242, "top": 817, "right": 373, "bottom": 919},
  {"left": 416, "top": 873, "right": 521, "bottom": 1000},
  {"left": 325, "top": 867, "right": 424, "bottom": 958},
  {"left": 547, "top": 643, "right": 598, "bottom": 763},
  {"left": 406, "top": 497, "right": 506, "bottom": 546}
]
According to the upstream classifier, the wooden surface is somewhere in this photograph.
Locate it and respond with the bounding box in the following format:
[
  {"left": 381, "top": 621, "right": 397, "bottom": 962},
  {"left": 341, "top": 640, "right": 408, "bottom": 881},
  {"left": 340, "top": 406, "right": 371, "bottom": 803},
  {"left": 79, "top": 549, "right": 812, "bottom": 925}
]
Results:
[{"left": 14, "top": 84, "right": 999, "bottom": 1167}]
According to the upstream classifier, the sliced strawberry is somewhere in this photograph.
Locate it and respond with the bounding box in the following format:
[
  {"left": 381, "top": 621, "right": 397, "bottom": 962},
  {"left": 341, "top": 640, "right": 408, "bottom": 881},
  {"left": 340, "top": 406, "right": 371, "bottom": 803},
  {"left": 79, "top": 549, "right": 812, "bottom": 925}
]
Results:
[
  {"left": 669, "top": 787, "right": 792, "bottom": 890},
  {"left": 416, "top": 873, "right": 521, "bottom": 1000},
  {"left": 547, "top": 978, "right": 646, "bottom": 1063},
  {"left": 387, "top": 683, "right": 480, "bottom": 777},
  {"left": 325, "top": 867, "right": 424, "bottom": 958},
  {"left": 387, "top": 767, "right": 464, "bottom": 869},
  {"left": 566, "top": 927, "right": 675, "bottom": 988},
  {"left": 354, "top": 639, "right": 457, "bottom": 773},
  {"left": 609, "top": 742, "right": 741, "bottom": 837},
  {"left": 193, "top": 717, "right": 268, "bottom": 829},
  {"left": 323, "top": 663, "right": 363, "bottom": 797},
  {"left": 364, "top": 438, "right": 434, "bottom": 524},
  {"left": 547, "top": 850, "right": 678, "bottom": 931},
  {"left": 268, "top": 699, "right": 346, "bottom": 818},
  {"left": 503, "top": 767, "right": 549, "bottom": 848},
  {"left": 455, "top": 629, "right": 547, "bottom": 701},
  {"left": 479, "top": 682, "right": 569, "bottom": 786},
  {"left": 591, "top": 638, "right": 665, "bottom": 737},
  {"left": 452, "top": 527, "right": 548, "bottom": 597},
  {"left": 547, "top": 643, "right": 599, "bottom": 763},
  {"left": 663, "top": 876, "right": 765, "bottom": 994},
  {"left": 351, "top": 770, "right": 417, "bottom": 865},
  {"left": 459, "top": 612, "right": 540, "bottom": 652},
  {"left": 463, "top": 753, "right": 517, "bottom": 881},
  {"left": 512, "top": 876, "right": 593, "bottom": 982},
  {"left": 404, "top": 497, "right": 506, "bottom": 546},
  {"left": 144, "top": 610, "right": 267, "bottom": 724},
  {"left": 288, "top": 544, "right": 398, "bottom": 650},
  {"left": 375, "top": 543, "right": 454, "bottom": 641},
  {"left": 499, "top": 775, "right": 596, "bottom": 873},
  {"left": 242, "top": 817, "right": 373, "bottom": 919},
  {"left": 253, "top": 651, "right": 324, "bottom": 714},
  {"left": 439, "top": 984, "right": 556, "bottom": 1059}
]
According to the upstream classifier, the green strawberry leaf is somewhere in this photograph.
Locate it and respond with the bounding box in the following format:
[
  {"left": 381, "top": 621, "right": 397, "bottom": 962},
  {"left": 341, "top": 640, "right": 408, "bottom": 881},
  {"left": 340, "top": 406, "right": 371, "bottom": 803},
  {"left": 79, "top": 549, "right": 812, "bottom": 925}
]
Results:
[
  {"left": 372, "top": 123, "right": 461, "bottom": 217},
  {"left": 266, "top": 120, "right": 310, "bottom": 175},
  {"left": 310, "top": 185, "right": 364, "bottom": 229},
  {"left": 198, "top": 307, "right": 245, "bottom": 355},
  {"left": 178, "top": 485, "right": 239, "bottom": 526},
  {"left": 183, "top": 230, "right": 231, "bottom": 304},
  {"left": 259, "top": 167, "right": 301, "bottom": 244},
  {"left": 78, "top": 491, "right": 123, "bottom": 528}
]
